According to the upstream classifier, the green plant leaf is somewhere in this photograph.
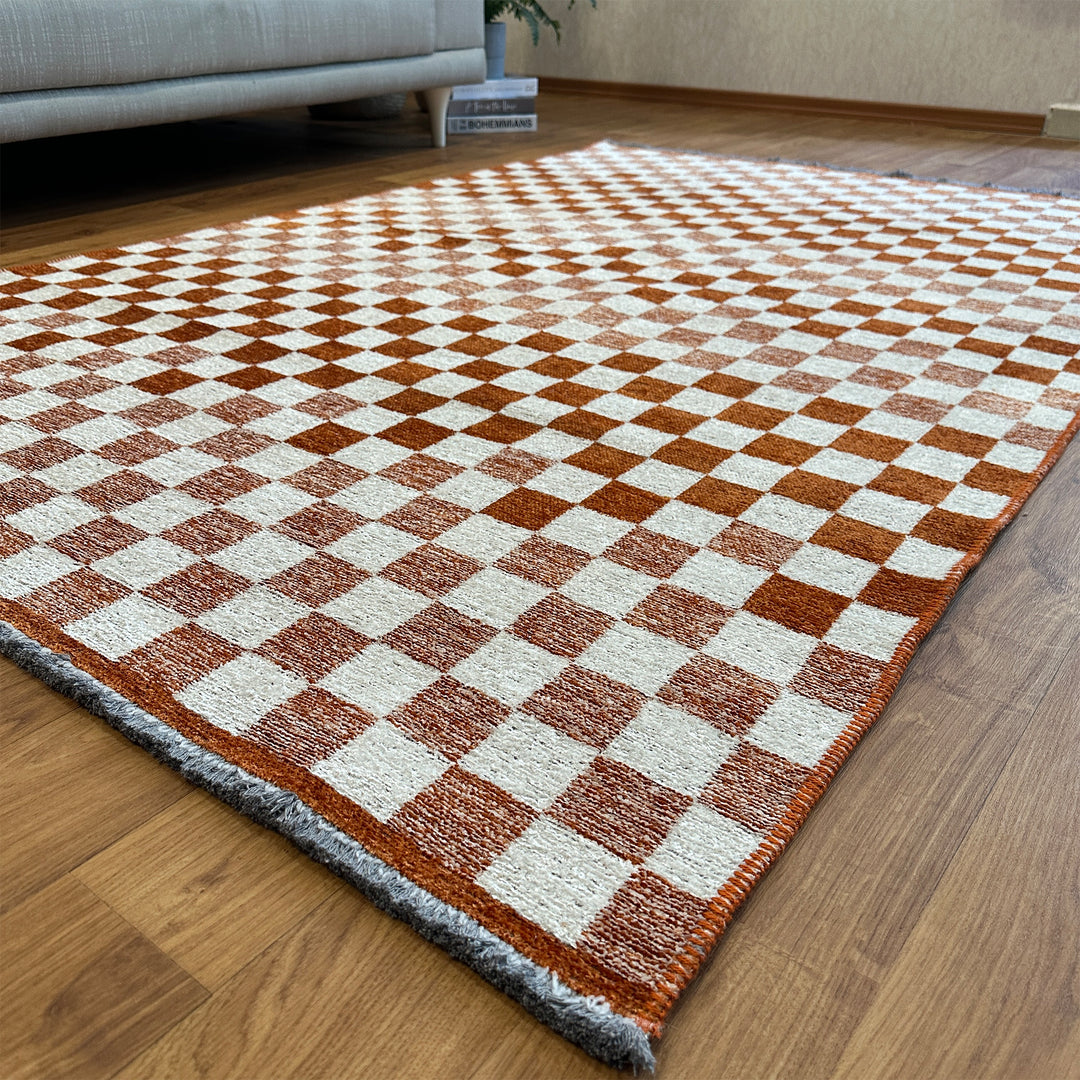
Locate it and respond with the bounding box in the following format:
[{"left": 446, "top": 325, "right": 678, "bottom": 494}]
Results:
[{"left": 484, "top": 0, "right": 593, "bottom": 44}]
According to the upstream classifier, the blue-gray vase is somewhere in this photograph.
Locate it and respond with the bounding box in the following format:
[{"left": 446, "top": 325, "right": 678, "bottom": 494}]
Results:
[{"left": 484, "top": 22, "right": 507, "bottom": 81}]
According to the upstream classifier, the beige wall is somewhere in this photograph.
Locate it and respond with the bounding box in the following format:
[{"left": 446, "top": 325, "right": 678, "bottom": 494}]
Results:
[{"left": 504, "top": 0, "right": 1080, "bottom": 114}]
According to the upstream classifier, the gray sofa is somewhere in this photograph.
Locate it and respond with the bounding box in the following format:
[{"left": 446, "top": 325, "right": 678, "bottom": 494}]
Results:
[{"left": 0, "top": 0, "right": 485, "bottom": 147}]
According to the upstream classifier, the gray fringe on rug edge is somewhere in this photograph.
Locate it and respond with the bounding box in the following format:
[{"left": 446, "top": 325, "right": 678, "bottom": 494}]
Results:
[
  {"left": 604, "top": 139, "right": 1076, "bottom": 198},
  {"left": 0, "top": 621, "right": 656, "bottom": 1073}
]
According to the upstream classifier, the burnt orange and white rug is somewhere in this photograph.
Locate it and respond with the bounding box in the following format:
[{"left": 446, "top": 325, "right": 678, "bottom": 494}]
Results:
[{"left": 2, "top": 142, "right": 1078, "bottom": 1068}]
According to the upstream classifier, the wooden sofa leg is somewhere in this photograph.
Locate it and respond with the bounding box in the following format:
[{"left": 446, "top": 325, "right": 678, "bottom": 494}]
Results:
[{"left": 425, "top": 86, "right": 451, "bottom": 148}]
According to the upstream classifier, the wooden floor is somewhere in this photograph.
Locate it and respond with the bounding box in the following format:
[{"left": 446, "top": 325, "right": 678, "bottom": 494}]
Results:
[{"left": 2, "top": 94, "right": 1079, "bottom": 1080}]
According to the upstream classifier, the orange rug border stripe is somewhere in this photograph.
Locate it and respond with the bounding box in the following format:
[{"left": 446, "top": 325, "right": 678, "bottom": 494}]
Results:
[{"left": 649, "top": 404, "right": 1080, "bottom": 1025}]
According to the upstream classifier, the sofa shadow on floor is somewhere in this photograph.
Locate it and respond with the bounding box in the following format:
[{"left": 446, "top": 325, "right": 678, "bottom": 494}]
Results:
[{"left": 1, "top": 104, "right": 444, "bottom": 231}]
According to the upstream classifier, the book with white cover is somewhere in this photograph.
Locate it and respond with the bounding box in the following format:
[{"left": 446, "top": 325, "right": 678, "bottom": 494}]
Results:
[{"left": 450, "top": 77, "right": 538, "bottom": 100}]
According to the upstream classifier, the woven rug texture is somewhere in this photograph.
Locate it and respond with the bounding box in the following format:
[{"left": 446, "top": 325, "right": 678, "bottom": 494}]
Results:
[{"left": 2, "top": 142, "right": 1078, "bottom": 1069}]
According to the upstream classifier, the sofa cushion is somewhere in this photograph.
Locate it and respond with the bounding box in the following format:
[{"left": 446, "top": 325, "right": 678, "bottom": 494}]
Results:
[
  {"left": 0, "top": 0, "right": 439, "bottom": 94},
  {"left": 435, "top": 0, "right": 483, "bottom": 52}
]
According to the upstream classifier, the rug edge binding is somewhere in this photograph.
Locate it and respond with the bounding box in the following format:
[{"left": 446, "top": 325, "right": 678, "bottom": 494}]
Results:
[
  {"left": 0, "top": 621, "right": 656, "bottom": 1074},
  {"left": 649, "top": 403, "right": 1080, "bottom": 1012}
]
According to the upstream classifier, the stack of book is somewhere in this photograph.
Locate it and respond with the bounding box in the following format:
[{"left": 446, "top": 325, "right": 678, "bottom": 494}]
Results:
[{"left": 446, "top": 76, "right": 538, "bottom": 134}]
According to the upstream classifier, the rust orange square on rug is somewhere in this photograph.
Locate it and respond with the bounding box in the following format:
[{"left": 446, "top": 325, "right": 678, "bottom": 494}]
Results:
[{"left": 1, "top": 142, "right": 1077, "bottom": 1069}]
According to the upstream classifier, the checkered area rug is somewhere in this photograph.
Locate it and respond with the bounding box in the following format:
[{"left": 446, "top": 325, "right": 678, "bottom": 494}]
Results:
[{"left": 2, "top": 142, "right": 1078, "bottom": 1068}]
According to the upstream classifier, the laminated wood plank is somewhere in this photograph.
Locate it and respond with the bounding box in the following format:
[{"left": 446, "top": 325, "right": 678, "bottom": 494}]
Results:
[{"left": 0, "top": 876, "right": 207, "bottom": 1080}]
